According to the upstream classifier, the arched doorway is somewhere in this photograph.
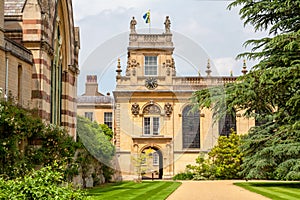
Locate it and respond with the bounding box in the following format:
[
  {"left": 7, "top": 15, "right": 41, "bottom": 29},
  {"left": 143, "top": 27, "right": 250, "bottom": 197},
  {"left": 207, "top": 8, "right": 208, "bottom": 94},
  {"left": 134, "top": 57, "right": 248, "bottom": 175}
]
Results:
[{"left": 141, "top": 146, "right": 163, "bottom": 179}]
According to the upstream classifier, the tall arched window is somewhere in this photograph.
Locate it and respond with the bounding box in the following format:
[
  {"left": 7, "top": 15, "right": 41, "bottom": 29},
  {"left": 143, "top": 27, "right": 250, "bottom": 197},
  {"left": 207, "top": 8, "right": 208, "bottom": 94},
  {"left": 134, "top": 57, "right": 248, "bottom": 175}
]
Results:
[
  {"left": 143, "top": 104, "right": 161, "bottom": 135},
  {"left": 51, "top": 25, "right": 62, "bottom": 125},
  {"left": 17, "top": 65, "right": 22, "bottom": 105},
  {"left": 219, "top": 111, "right": 236, "bottom": 136},
  {"left": 182, "top": 105, "right": 200, "bottom": 148}
]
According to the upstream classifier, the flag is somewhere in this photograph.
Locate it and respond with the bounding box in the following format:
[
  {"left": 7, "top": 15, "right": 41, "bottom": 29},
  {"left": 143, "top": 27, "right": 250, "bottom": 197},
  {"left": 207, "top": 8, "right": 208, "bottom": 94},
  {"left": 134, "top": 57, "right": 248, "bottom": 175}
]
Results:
[{"left": 143, "top": 10, "right": 150, "bottom": 24}]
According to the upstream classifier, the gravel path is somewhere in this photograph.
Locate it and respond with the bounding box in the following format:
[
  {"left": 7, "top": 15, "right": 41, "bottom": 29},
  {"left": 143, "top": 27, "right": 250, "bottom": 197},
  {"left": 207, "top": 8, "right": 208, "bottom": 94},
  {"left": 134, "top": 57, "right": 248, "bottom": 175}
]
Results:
[{"left": 166, "top": 180, "right": 270, "bottom": 200}]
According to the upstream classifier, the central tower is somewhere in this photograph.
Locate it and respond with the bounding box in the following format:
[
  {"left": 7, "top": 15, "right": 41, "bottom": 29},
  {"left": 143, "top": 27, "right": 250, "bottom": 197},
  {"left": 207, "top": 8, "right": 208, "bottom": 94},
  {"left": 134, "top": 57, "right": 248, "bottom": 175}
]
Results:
[
  {"left": 114, "top": 17, "right": 178, "bottom": 180},
  {"left": 113, "top": 16, "right": 248, "bottom": 180}
]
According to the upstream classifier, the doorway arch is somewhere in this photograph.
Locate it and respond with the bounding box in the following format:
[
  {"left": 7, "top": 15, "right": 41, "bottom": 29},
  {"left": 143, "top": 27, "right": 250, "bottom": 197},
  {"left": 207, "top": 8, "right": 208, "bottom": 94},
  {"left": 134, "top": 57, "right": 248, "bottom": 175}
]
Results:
[{"left": 140, "top": 146, "right": 163, "bottom": 179}]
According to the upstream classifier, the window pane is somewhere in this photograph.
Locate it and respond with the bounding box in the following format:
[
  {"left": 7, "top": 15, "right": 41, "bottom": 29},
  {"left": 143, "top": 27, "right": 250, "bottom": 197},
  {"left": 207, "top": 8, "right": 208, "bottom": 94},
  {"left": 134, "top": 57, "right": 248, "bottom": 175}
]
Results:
[
  {"left": 219, "top": 111, "right": 236, "bottom": 136},
  {"left": 104, "top": 112, "right": 113, "bottom": 129},
  {"left": 153, "top": 152, "right": 159, "bottom": 165},
  {"left": 182, "top": 105, "right": 200, "bottom": 148},
  {"left": 145, "top": 56, "right": 157, "bottom": 76},
  {"left": 144, "top": 117, "right": 150, "bottom": 135},
  {"left": 153, "top": 117, "right": 159, "bottom": 135},
  {"left": 85, "top": 112, "right": 93, "bottom": 121}
]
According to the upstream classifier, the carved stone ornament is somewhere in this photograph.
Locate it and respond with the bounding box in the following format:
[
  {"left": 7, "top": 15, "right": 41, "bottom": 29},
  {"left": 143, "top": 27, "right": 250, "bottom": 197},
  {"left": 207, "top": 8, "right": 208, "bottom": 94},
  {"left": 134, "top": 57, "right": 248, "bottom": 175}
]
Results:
[
  {"left": 128, "top": 59, "right": 139, "bottom": 68},
  {"left": 143, "top": 104, "right": 161, "bottom": 115},
  {"left": 166, "top": 68, "right": 170, "bottom": 76},
  {"left": 131, "top": 103, "right": 140, "bottom": 115},
  {"left": 165, "top": 59, "right": 175, "bottom": 69},
  {"left": 164, "top": 103, "right": 173, "bottom": 116}
]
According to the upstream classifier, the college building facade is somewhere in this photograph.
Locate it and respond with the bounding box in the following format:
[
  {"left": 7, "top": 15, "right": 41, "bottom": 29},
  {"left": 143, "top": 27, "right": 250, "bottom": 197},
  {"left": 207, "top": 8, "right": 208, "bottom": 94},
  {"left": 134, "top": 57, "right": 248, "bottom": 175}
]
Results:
[
  {"left": 112, "top": 17, "right": 254, "bottom": 180},
  {"left": 0, "top": 0, "right": 80, "bottom": 138}
]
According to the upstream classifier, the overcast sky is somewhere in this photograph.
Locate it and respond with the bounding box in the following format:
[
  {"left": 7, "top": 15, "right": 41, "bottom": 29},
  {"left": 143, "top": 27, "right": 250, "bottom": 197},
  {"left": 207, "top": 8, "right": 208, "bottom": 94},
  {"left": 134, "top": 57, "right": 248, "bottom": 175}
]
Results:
[{"left": 72, "top": 0, "right": 267, "bottom": 95}]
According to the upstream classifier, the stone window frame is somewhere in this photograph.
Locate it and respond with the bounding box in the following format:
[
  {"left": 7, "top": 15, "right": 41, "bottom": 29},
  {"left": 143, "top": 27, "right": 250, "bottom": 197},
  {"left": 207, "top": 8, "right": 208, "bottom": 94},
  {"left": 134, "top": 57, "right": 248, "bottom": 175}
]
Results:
[
  {"left": 143, "top": 104, "right": 161, "bottom": 136},
  {"left": 144, "top": 56, "right": 158, "bottom": 76}
]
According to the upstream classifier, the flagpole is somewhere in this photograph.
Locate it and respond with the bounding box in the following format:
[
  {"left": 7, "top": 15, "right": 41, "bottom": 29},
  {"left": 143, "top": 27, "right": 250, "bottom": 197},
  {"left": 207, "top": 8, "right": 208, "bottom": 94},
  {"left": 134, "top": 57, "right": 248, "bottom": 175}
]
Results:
[{"left": 149, "top": 10, "right": 151, "bottom": 33}]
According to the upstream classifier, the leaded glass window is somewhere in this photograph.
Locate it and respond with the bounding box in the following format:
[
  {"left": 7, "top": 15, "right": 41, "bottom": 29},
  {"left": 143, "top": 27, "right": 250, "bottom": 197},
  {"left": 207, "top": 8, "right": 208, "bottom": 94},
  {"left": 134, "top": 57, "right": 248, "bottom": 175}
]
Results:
[
  {"left": 182, "top": 105, "right": 200, "bottom": 148},
  {"left": 219, "top": 111, "right": 236, "bottom": 136}
]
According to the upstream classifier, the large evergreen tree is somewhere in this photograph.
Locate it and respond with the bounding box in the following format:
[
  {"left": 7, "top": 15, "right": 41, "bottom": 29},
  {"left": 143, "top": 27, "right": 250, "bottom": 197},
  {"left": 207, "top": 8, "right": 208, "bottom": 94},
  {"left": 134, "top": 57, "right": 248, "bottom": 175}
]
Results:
[{"left": 192, "top": 0, "right": 300, "bottom": 180}]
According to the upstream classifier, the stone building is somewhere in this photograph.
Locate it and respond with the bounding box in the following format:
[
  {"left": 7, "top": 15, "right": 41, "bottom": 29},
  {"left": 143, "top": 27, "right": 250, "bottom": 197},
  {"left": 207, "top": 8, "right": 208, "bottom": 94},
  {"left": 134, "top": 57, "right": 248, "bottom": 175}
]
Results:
[
  {"left": 0, "top": 0, "right": 80, "bottom": 138},
  {"left": 113, "top": 16, "right": 254, "bottom": 180},
  {"left": 77, "top": 75, "right": 114, "bottom": 129}
]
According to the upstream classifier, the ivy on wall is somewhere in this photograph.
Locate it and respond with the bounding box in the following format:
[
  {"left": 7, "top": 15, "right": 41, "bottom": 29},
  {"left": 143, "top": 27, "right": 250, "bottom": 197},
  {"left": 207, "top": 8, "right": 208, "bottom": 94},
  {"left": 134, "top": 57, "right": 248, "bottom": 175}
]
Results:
[{"left": 0, "top": 97, "right": 115, "bottom": 185}]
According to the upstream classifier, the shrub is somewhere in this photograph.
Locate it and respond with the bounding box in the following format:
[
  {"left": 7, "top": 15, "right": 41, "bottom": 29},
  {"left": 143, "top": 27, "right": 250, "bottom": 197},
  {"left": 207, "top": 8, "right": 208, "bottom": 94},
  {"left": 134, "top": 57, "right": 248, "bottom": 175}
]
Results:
[
  {"left": 0, "top": 164, "right": 87, "bottom": 200},
  {"left": 172, "top": 171, "right": 194, "bottom": 180},
  {"left": 177, "top": 131, "right": 243, "bottom": 180}
]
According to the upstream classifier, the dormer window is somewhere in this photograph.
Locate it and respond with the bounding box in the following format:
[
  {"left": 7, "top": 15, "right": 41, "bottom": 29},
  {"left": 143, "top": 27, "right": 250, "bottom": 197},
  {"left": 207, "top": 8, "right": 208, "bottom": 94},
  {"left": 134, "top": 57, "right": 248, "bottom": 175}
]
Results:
[{"left": 144, "top": 56, "right": 157, "bottom": 76}]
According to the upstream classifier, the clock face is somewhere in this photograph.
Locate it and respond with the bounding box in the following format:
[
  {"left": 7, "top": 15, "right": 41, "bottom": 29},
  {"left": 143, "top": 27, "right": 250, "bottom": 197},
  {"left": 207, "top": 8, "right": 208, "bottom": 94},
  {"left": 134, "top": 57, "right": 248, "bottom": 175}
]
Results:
[{"left": 145, "top": 77, "right": 158, "bottom": 89}]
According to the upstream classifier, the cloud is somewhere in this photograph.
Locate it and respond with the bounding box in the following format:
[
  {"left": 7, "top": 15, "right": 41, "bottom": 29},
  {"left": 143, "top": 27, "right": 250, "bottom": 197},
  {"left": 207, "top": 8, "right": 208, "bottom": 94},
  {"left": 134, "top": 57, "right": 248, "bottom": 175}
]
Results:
[
  {"left": 212, "top": 57, "right": 241, "bottom": 76},
  {"left": 73, "top": 0, "right": 148, "bottom": 21},
  {"left": 73, "top": 0, "right": 268, "bottom": 95}
]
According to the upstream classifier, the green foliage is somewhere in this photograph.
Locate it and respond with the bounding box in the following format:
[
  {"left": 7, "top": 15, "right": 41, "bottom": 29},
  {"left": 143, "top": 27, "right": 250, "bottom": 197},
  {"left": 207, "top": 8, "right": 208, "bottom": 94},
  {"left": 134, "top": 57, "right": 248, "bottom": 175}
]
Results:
[
  {"left": 99, "top": 124, "right": 113, "bottom": 141},
  {"left": 76, "top": 116, "right": 115, "bottom": 185},
  {"left": 172, "top": 171, "right": 194, "bottom": 180},
  {"left": 131, "top": 148, "right": 153, "bottom": 181},
  {"left": 77, "top": 116, "right": 115, "bottom": 165},
  {"left": 0, "top": 98, "right": 115, "bottom": 187},
  {"left": 174, "top": 132, "right": 243, "bottom": 180},
  {"left": 208, "top": 132, "right": 243, "bottom": 179},
  {"left": 0, "top": 164, "right": 87, "bottom": 200},
  {"left": 192, "top": 0, "right": 300, "bottom": 180},
  {"left": 186, "top": 153, "right": 213, "bottom": 180},
  {"left": 0, "top": 100, "right": 79, "bottom": 179}
]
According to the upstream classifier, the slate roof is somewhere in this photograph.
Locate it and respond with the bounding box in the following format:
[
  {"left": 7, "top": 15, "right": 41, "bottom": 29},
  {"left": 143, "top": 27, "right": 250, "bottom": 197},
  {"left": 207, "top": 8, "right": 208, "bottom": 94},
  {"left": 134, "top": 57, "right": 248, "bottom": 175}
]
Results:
[
  {"left": 4, "top": 0, "right": 26, "bottom": 16},
  {"left": 77, "top": 96, "right": 114, "bottom": 104}
]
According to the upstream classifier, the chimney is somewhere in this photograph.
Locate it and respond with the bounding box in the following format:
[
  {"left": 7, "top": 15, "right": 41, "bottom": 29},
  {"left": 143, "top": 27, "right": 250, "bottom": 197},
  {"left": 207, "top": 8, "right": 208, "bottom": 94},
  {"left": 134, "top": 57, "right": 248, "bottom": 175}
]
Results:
[{"left": 84, "top": 75, "right": 102, "bottom": 96}]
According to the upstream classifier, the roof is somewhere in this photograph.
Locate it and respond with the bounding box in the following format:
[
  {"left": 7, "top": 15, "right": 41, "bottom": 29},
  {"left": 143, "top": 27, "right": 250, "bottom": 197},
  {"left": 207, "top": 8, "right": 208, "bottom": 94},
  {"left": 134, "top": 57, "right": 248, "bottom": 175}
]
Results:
[
  {"left": 4, "top": 0, "right": 26, "bottom": 16},
  {"left": 77, "top": 96, "right": 114, "bottom": 104}
]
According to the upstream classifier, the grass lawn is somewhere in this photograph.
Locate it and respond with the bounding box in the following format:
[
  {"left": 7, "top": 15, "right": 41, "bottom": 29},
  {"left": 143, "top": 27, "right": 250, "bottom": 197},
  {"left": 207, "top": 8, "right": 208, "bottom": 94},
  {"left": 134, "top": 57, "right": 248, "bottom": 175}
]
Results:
[
  {"left": 234, "top": 182, "right": 300, "bottom": 200},
  {"left": 87, "top": 181, "right": 181, "bottom": 200}
]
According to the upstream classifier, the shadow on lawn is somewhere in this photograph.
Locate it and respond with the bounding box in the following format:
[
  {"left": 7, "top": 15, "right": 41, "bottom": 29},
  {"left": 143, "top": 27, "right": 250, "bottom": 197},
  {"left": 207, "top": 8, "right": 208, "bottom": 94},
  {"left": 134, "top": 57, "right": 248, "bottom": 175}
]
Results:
[
  {"left": 246, "top": 182, "right": 300, "bottom": 188},
  {"left": 87, "top": 181, "right": 155, "bottom": 196}
]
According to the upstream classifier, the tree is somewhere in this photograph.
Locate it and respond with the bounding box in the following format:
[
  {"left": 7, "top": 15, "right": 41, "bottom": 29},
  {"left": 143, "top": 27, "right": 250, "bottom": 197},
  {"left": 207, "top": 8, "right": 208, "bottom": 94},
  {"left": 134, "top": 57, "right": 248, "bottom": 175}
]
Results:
[
  {"left": 208, "top": 131, "right": 243, "bottom": 179},
  {"left": 76, "top": 116, "right": 115, "bottom": 166},
  {"left": 192, "top": 0, "right": 300, "bottom": 180},
  {"left": 132, "top": 148, "right": 153, "bottom": 182},
  {"left": 76, "top": 116, "right": 115, "bottom": 186}
]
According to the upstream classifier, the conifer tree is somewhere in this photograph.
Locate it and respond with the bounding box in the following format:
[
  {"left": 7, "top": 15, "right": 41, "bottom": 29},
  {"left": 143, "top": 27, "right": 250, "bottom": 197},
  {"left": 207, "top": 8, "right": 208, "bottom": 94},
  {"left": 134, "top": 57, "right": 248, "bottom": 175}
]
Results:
[{"left": 192, "top": 0, "right": 300, "bottom": 180}]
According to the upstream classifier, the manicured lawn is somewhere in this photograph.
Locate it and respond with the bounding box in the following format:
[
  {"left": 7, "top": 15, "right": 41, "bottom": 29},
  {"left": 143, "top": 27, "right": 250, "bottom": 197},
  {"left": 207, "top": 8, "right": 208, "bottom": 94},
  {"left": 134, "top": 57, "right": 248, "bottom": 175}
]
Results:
[
  {"left": 87, "top": 181, "right": 181, "bottom": 200},
  {"left": 234, "top": 182, "right": 300, "bottom": 200}
]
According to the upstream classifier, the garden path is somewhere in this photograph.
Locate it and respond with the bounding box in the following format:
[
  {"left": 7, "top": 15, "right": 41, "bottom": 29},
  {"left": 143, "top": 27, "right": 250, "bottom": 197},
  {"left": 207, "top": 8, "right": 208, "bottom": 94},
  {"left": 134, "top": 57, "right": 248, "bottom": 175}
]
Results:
[{"left": 166, "top": 180, "right": 270, "bottom": 200}]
